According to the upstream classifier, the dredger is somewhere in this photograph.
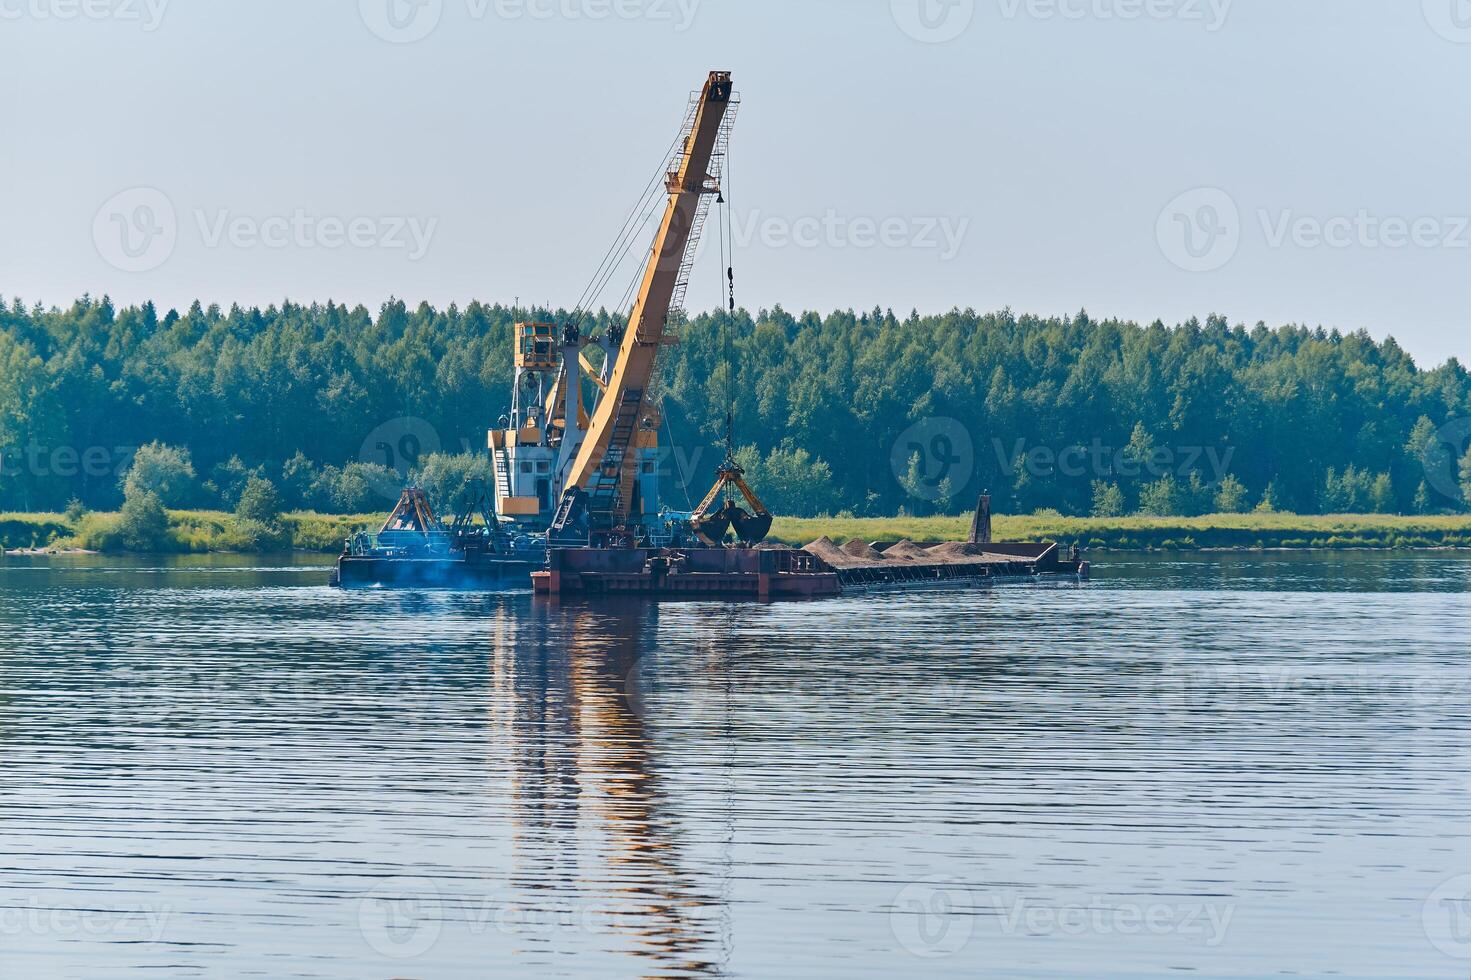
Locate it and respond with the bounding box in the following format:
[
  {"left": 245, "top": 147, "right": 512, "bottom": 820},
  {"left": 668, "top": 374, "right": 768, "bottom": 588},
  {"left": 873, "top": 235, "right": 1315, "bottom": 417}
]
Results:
[{"left": 337, "top": 70, "right": 1088, "bottom": 596}]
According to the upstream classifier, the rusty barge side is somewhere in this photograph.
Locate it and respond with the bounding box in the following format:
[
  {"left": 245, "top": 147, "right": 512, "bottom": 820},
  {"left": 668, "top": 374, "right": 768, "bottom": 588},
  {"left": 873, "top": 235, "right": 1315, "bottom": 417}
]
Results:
[
  {"left": 533, "top": 547, "right": 841, "bottom": 600},
  {"left": 832, "top": 541, "right": 1089, "bottom": 591},
  {"left": 532, "top": 540, "right": 1088, "bottom": 601}
]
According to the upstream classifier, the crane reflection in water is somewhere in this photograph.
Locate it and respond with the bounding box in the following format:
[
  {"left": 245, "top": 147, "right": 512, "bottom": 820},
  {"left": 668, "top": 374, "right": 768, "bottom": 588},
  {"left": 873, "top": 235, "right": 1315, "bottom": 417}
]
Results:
[{"left": 487, "top": 599, "right": 735, "bottom": 976}]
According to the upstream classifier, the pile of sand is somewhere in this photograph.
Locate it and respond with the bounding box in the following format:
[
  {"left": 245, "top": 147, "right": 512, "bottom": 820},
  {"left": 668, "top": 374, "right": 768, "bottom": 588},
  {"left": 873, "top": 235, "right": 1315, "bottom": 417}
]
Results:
[
  {"left": 841, "top": 539, "right": 885, "bottom": 561},
  {"left": 803, "top": 537, "right": 854, "bottom": 567},
  {"left": 883, "top": 540, "right": 929, "bottom": 561},
  {"left": 919, "top": 541, "right": 1000, "bottom": 565},
  {"left": 926, "top": 541, "right": 987, "bottom": 558}
]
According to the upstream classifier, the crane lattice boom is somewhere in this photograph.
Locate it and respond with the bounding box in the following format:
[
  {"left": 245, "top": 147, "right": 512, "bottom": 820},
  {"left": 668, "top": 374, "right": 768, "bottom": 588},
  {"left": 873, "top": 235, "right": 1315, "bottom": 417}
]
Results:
[{"left": 561, "top": 70, "right": 736, "bottom": 529}]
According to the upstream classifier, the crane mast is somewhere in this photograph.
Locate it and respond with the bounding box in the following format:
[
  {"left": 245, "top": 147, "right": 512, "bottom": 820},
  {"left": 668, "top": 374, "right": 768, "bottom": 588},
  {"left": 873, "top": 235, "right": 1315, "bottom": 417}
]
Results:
[{"left": 558, "top": 70, "right": 736, "bottom": 533}]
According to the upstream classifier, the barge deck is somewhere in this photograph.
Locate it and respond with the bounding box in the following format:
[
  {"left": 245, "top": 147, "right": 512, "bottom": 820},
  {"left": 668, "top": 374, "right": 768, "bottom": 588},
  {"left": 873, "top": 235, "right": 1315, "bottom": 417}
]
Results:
[{"left": 534, "top": 539, "right": 1088, "bottom": 600}]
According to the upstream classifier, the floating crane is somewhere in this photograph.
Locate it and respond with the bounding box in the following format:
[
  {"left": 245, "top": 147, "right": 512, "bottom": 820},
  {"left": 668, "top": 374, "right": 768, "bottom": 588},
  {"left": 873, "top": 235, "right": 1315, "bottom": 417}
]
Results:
[
  {"left": 342, "top": 70, "right": 1091, "bottom": 596},
  {"left": 490, "top": 70, "right": 745, "bottom": 545}
]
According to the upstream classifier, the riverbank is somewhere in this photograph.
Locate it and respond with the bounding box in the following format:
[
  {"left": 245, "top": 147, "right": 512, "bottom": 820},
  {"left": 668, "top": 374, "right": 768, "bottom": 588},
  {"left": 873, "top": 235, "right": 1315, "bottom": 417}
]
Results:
[
  {"left": 5, "top": 510, "right": 1471, "bottom": 555},
  {"left": 770, "top": 514, "right": 1471, "bottom": 552},
  {"left": 1, "top": 511, "right": 375, "bottom": 555}
]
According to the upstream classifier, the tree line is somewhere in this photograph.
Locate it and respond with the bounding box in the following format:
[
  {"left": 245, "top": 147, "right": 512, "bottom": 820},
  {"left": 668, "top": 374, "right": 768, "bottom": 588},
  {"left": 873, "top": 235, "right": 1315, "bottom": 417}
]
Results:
[{"left": 1, "top": 295, "right": 1469, "bottom": 519}]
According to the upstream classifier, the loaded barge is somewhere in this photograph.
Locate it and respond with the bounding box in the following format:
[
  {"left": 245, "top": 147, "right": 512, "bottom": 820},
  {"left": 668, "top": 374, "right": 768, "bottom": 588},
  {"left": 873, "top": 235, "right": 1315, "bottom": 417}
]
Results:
[
  {"left": 333, "top": 70, "right": 1088, "bottom": 599},
  {"left": 533, "top": 497, "right": 1088, "bottom": 600}
]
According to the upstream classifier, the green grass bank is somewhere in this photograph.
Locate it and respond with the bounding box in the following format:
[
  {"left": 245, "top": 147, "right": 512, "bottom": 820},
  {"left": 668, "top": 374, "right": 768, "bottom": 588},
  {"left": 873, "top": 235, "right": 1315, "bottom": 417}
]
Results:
[
  {"left": 5, "top": 511, "right": 1471, "bottom": 555},
  {"left": 0, "top": 511, "right": 377, "bottom": 555},
  {"left": 770, "top": 513, "right": 1471, "bottom": 552}
]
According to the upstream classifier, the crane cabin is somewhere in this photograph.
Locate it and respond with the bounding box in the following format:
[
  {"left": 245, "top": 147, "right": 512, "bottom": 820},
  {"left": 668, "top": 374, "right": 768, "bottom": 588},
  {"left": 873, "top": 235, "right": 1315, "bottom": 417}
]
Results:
[
  {"left": 489, "top": 319, "right": 662, "bottom": 534},
  {"left": 489, "top": 70, "right": 738, "bottom": 543}
]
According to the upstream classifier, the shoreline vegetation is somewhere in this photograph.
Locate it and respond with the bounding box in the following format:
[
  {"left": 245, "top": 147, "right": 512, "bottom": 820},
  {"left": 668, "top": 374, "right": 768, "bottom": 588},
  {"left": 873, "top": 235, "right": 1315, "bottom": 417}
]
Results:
[
  {"left": 0, "top": 511, "right": 375, "bottom": 556},
  {"left": 5, "top": 511, "right": 1471, "bottom": 556},
  {"left": 6, "top": 298, "right": 1471, "bottom": 526}
]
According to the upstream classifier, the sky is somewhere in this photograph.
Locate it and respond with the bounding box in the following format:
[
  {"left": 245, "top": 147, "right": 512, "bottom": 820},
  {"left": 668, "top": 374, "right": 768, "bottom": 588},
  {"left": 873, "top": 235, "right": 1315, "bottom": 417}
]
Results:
[{"left": 2, "top": 0, "right": 1469, "bottom": 367}]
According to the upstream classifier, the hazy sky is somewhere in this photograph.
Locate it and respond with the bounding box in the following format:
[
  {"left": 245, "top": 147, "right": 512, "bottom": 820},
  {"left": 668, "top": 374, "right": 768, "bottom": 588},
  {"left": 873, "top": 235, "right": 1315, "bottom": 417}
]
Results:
[{"left": 3, "top": 0, "right": 1468, "bottom": 367}]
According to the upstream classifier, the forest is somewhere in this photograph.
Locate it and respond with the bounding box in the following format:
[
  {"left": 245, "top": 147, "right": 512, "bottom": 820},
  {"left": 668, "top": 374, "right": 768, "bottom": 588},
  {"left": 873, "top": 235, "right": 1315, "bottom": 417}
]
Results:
[{"left": 2, "top": 294, "right": 1469, "bottom": 521}]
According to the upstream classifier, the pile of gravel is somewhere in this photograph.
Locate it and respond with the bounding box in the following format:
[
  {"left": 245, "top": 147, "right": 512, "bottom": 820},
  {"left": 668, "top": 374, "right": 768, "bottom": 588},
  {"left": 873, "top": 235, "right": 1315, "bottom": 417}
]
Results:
[
  {"left": 841, "top": 539, "right": 885, "bottom": 561},
  {"left": 884, "top": 540, "right": 930, "bottom": 560},
  {"left": 803, "top": 536, "right": 855, "bottom": 567}
]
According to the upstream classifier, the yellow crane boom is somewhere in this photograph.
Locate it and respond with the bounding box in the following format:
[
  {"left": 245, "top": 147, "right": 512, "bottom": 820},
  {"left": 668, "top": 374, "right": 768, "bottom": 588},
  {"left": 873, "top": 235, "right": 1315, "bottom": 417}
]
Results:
[{"left": 560, "top": 70, "right": 736, "bottom": 528}]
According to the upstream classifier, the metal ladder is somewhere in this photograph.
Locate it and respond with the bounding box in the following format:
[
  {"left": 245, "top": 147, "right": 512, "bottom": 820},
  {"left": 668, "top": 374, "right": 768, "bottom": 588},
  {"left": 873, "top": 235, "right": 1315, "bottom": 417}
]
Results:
[
  {"left": 669, "top": 98, "right": 739, "bottom": 319},
  {"left": 493, "top": 446, "right": 514, "bottom": 501},
  {"left": 585, "top": 387, "right": 645, "bottom": 527}
]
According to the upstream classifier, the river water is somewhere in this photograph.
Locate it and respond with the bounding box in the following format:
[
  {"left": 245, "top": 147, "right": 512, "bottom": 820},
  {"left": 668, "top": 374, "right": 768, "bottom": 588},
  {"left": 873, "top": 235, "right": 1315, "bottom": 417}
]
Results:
[{"left": 2, "top": 552, "right": 1470, "bottom": 978}]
